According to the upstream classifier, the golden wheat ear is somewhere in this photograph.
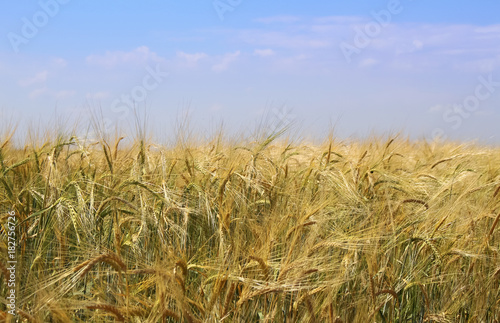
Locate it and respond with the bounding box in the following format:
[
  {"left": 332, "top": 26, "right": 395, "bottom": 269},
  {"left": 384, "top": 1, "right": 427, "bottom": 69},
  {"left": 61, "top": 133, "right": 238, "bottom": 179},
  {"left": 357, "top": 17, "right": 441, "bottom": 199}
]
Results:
[{"left": 86, "top": 304, "right": 125, "bottom": 322}]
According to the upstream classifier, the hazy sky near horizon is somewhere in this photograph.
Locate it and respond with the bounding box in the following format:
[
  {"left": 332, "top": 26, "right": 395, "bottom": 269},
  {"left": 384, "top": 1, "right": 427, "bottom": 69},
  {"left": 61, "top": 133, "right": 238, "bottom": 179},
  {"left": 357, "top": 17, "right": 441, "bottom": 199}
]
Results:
[{"left": 1, "top": 0, "right": 500, "bottom": 143}]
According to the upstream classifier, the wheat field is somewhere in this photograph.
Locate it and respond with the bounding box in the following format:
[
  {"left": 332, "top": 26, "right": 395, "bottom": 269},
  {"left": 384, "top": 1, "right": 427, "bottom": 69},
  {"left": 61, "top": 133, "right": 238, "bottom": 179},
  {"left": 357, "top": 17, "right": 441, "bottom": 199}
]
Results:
[{"left": 1, "top": 126, "right": 500, "bottom": 322}]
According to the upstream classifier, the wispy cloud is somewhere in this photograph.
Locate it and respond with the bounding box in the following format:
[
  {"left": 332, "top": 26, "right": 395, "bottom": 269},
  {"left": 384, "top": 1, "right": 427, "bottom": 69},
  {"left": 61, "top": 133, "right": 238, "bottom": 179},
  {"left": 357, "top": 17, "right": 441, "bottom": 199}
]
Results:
[
  {"left": 212, "top": 51, "right": 241, "bottom": 72},
  {"left": 394, "top": 40, "right": 424, "bottom": 55},
  {"left": 54, "top": 90, "right": 76, "bottom": 99},
  {"left": 51, "top": 57, "right": 67, "bottom": 68},
  {"left": 253, "top": 49, "right": 275, "bottom": 57},
  {"left": 28, "top": 87, "right": 76, "bottom": 100},
  {"left": 231, "top": 16, "right": 500, "bottom": 75},
  {"left": 176, "top": 51, "right": 208, "bottom": 67},
  {"left": 29, "top": 87, "right": 48, "bottom": 99},
  {"left": 19, "top": 71, "right": 48, "bottom": 87},
  {"left": 86, "top": 46, "right": 164, "bottom": 69},
  {"left": 313, "top": 16, "right": 364, "bottom": 24},
  {"left": 474, "top": 24, "right": 500, "bottom": 34}
]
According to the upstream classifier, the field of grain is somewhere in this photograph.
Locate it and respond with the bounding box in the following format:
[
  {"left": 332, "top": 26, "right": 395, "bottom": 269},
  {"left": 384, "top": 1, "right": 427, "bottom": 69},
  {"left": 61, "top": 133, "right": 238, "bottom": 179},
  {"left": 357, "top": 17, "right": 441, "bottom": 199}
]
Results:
[{"left": 1, "top": 128, "right": 500, "bottom": 322}]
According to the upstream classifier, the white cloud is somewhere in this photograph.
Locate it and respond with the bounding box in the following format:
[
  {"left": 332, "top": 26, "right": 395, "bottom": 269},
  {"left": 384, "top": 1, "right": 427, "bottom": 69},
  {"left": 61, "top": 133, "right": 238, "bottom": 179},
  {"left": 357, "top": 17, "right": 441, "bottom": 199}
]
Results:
[
  {"left": 413, "top": 40, "right": 424, "bottom": 50},
  {"left": 254, "top": 49, "right": 275, "bottom": 57},
  {"left": 281, "top": 54, "right": 307, "bottom": 65},
  {"left": 313, "top": 16, "right": 364, "bottom": 24},
  {"left": 19, "top": 71, "right": 48, "bottom": 87},
  {"left": 29, "top": 87, "right": 48, "bottom": 99},
  {"left": 333, "top": 22, "right": 500, "bottom": 73},
  {"left": 474, "top": 24, "right": 500, "bottom": 34},
  {"left": 86, "top": 46, "right": 164, "bottom": 69},
  {"left": 176, "top": 51, "right": 207, "bottom": 67},
  {"left": 394, "top": 39, "right": 424, "bottom": 55},
  {"left": 27, "top": 87, "right": 76, "bottom": 100},
  {"left": 212, "top": 51, "right": 241, "bottom": 72},
  {"left": 51, "top": 57, "right": 67, "bottom": 68}
]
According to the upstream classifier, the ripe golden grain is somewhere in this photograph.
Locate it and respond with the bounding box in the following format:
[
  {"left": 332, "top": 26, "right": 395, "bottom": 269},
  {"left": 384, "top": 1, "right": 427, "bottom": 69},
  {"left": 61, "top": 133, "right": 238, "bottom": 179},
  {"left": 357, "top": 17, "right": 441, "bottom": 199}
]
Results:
[
  {"left": 249, "top": 255, "right": 270, "bottom": 280},
  {"left": 4, "top": 126, "right": 500, "bottom": 321},
  {"left": 73, "top": 252, "right": 126, "bottom": 277},
  {"left": 86, "top": 304, "right": 125, "bottom": 322}
]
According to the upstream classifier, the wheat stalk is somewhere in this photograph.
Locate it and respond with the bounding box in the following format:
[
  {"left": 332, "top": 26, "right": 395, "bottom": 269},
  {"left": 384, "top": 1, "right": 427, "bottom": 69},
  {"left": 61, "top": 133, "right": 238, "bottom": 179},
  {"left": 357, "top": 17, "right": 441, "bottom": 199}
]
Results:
[
  {"left": 73, "top": 252, "right": 127, "bottom": 277},
  {"left": 87, "top": 304, "right": 125, "bottom": 322}
]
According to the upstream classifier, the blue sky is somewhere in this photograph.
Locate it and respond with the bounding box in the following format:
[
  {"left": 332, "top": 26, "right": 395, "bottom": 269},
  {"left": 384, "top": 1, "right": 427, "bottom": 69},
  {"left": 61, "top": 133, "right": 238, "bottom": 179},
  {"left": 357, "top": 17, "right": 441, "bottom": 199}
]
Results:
[{"left": 1, "top": 0, "right": 500, "bottom": 143}]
